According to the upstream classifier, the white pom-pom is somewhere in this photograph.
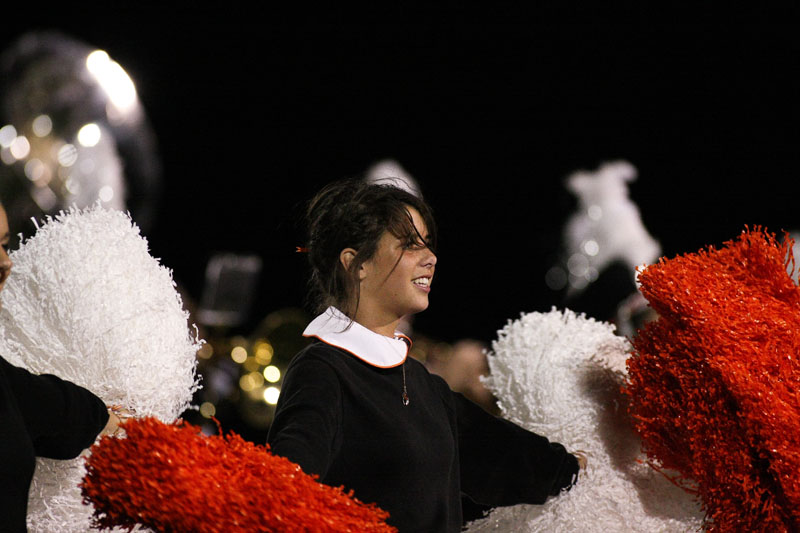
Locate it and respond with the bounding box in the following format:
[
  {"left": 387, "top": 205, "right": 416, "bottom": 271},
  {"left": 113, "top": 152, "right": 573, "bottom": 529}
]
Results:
[
  {"left": 465, "top": 308, "right": 702, "bottom": 533},
  {"left": 0, "top": 204, "right": 201, "bottom": 532}
]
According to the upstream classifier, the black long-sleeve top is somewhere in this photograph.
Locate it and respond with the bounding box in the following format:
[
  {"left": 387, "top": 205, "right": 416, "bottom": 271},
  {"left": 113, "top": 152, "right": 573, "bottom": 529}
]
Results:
[
  {"left": 267, "top": 308, "right": 578, "bottom": 532},
  {"left": 0, "top": 355, "right": 109, "bottom": 533}
]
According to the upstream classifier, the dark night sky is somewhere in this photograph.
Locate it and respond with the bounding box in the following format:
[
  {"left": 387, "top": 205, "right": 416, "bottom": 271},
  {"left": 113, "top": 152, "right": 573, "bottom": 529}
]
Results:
[{"left": 2, "top": 6, "right": 798, "bottom": 345}]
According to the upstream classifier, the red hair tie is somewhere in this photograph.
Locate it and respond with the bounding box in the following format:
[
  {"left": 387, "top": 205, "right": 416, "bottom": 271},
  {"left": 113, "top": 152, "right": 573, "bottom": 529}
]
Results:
[{"left": 295, "top": 246, "right": 309, "bottom": 253}]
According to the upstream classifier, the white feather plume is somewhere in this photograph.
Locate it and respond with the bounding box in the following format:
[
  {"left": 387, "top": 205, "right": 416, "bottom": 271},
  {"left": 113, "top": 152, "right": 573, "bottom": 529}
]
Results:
[
  {"left": 0, "top": 204, "right": 201, "bottom": 532},
  {"left": 464, "top": 308, "right": 702, "bottom": 533}
]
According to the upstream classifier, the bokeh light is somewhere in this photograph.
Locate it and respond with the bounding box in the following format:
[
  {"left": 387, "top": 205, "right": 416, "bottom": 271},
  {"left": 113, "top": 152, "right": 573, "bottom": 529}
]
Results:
[
  {"left": 254, "top": 340, "right": 273, "bottom": 365},
  {"left": 263, "top": 387, "right": 281, "bottom": 405},
  {"left": 31, "top": 115, "right": 53, "bottom": 137},
  {"left": 263, "top": 365, "right": 281, "bottom": 383},
  {"left": 0, "top": 125, "right": 16, "bottom": 147},
  {"left": 199, "top": 402, "right": 216, "bottom": 418},
  {"left": 9, "top": 135, "right": 30, "bottom": 160},
  {"left": 230, "top": 345, "right": 247, "bottom": 364},
  {"left": 77, "top": 123, "right": 102, "bottom": 147}
]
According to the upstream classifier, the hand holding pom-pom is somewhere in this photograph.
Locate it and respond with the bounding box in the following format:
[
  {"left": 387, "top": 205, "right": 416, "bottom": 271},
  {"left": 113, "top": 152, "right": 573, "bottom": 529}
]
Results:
[
  {"left": 466, "top": 308, "right": 702, "bottom": 532},
  {"left": 573, "top": 450, "right": 588, "bottom": 472}
]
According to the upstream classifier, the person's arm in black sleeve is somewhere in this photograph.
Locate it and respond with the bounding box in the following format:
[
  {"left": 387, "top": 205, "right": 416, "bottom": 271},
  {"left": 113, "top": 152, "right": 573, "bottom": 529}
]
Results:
[
  {"left": 454, "top": 390, "right": 580, "bottom": 507},
  {"left": 267, "top": 356, "right": 342, "bottom": 479},
  {"left": 2, "top": 358, "right": 109, "bottom": 459}
]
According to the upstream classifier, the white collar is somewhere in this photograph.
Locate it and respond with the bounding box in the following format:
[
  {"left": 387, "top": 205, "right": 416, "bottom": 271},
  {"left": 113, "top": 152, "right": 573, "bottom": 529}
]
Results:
[{"left": 303, "top": 307, "right": 410, "bottom": 368}]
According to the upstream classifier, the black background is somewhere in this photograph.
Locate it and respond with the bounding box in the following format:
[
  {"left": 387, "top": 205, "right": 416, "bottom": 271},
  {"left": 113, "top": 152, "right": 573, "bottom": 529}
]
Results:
[{"left": 2, "top": 5, "right": 798, "bottom": 345}]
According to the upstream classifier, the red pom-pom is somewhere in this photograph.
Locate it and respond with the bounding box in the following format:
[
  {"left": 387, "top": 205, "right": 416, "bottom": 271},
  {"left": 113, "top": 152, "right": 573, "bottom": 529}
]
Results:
[
  {"left": 81, "top": 417, "right": 396, "bottom": 532},
  {"left": 625, "top": 227, "right": 800, "bottom": 532}
]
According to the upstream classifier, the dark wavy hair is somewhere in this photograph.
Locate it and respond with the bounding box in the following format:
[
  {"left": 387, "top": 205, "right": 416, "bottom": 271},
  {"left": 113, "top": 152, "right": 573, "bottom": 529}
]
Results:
[{"left": 303, "top": 177, "right": 437, "bottom": 317}]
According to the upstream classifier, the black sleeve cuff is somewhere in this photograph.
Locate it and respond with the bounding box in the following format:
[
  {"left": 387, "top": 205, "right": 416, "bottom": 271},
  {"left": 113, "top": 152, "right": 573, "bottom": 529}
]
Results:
[{"left": 550, "top": 450, "right": 580, "bottom": 496}]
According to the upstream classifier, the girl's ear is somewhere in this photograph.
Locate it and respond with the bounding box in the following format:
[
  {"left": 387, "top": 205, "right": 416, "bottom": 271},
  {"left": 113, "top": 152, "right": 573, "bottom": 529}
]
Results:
[
  {"left": 339, "top": 248, "right": 357, "bottom": 272},
  {"left": 340, "top": 248, "right": 367, "bottom": 280},
  {"left": 339, "top": 248, "right": 356, "bottom": 270}
]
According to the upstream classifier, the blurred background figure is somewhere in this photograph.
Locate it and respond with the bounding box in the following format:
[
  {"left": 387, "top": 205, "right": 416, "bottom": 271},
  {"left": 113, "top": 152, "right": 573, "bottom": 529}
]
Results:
[
  {"left": 545, "top": 161, "right": 661, "bottom": 337},
  {"left": 422, "top": 339, "right": 498, "bottom": 415},
  {"left": 365, "top": 158, "right": 422, "bottom": 198},
  {"left": 197, "top": 253, "right": 263, "bottom": 329},
  {"left": 0, "top": 30, "right": 162, "bottom": 246}
]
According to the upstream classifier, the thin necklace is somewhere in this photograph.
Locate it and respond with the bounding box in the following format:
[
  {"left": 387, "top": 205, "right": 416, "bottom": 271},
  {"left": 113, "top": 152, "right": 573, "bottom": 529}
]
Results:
[{"left": 402, "top": 361, "right": 409, "bottom": 406}]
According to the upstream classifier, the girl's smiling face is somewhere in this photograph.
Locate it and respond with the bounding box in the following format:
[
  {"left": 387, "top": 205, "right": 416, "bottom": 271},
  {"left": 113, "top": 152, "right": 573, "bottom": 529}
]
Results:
[{"left": 354, "top": 207, "right": 436, "bottom": 335}]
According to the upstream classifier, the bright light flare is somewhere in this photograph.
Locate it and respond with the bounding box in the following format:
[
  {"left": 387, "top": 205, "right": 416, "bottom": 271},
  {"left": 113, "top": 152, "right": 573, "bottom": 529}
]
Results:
[
  {"left": 0, "top": 125, "right": 18, "bottom": 148},
  {"left": 9, "top": 135, "right": 30, "bottom": 160},
  {"left": 263, "top": 386, "right": 281, "bottom": 405},
  {"left": 263, "top": 365, "right": 281, "bottom": 383},
  {"left": 77, "top": 123, "right": 102, "bottom": 147},
  {"left": 86, "top": 50, "right": 138, "bottom": 116}
]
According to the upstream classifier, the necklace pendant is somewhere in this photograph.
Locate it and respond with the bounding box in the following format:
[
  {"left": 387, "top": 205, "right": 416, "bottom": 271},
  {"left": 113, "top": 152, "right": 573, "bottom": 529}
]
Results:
[{"left": 401, "top": 360, "right": 409, "bottom": 405}]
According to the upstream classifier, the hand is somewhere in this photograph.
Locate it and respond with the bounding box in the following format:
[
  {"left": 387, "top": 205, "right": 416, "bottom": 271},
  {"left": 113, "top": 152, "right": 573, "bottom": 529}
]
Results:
[
  {"left": 573, "top": 450, "right": 588, "bottom": 471},
  {"left": 101, "top": 405, "right": 132, "bottom": 437}
]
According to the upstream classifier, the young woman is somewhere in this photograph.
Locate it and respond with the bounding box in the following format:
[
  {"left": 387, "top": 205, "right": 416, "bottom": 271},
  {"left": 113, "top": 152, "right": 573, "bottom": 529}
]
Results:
[
  {"left": 267, "top": 179, "right": 583, "bottom": 532},
  {"left": 0, "top": 202, "right": 121, "bottom": 532}
]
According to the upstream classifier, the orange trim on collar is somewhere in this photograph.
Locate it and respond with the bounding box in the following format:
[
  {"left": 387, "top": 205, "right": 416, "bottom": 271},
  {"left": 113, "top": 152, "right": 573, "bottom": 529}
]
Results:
[
  {"left": 302, "top": 307, "right": 411, "bottom": 368},
  {"left": 304, "top": 334, "right": 408, "bottom": 369}
]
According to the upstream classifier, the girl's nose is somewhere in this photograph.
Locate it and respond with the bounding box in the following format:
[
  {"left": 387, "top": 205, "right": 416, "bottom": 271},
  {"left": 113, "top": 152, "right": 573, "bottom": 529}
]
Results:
[{"left": 422, "top": 249, "right": 437, "bottom": 268}]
